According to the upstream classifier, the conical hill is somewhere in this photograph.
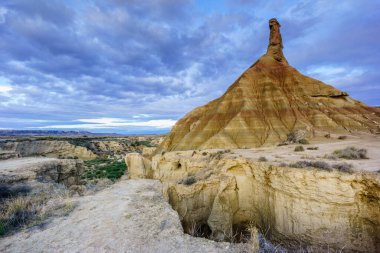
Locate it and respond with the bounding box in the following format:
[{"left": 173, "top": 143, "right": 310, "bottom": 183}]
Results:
[{"left": 159, "top": 18, "right": 380, "bottom": 151}]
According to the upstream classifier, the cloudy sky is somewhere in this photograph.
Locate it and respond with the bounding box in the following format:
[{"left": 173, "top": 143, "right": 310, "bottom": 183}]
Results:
[{"left": 0, "top": 0, "right": 379, "bottom": 134}]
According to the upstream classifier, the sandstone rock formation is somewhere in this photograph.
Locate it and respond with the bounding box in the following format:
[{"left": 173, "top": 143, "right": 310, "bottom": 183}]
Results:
[
  {"left": 0, "top": 157, "right": 84, "bottom": 187},
  {"left": 0, "top": 140, "right": 97, "bottom": 160},
  {"left": 150, "top": 150, "right": 380, "bottom": 252},
  {"left": 125, "top": 153, "right": 152, "bottom": 179},
  {"left": 158, "top": 18, "right": 380, "bottom": 151}
]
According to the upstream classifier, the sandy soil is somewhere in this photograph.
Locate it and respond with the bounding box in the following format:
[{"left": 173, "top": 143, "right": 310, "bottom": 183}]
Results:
[
  {"left": 0, "top": 179, "right": 243, "bottom": 253},
  {"left": 224, "top": 134, "right": 380, "bottom": 172}
]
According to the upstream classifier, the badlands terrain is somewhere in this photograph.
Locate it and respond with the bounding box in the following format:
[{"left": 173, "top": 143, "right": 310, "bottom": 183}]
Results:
[{"left": 1, "top": 18, "right": 380, "bottom": 253}]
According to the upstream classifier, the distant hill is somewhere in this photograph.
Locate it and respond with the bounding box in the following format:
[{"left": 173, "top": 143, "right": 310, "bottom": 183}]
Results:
[{"left": 0, "top": 130, "right": 120, "bottom": 137}]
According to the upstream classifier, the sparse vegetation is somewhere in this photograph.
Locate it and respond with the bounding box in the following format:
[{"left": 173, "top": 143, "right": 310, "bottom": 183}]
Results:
[
  {"left": 338, "top": 135, "right": 348, "bottom": 140},
  {"left": 307, "top": 146, "right": 318, "bottom": 150},
  {"left": 332, "top": 163, "right": 354, "bottom": 173},
  {"left": 289, "top": 160, "right": 332, "bottom": 171},
  {"left": 284, "top": 160, "right": 355, "bottom": 173},
  {"left": 0, "top": 183, "right": 75, "bottom": 237},
  {"left": 332, "top": 147, "right": 368, "bottom": 159},
  {"left": 294, "top": 145, "right": 304, "bottom": 152},
  {"left": 83, "top": 159, "right": 127, "bottom": 182}
]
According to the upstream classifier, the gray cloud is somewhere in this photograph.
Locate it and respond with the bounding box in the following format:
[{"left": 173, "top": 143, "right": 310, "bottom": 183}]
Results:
[{"left": 0, "top": 0, "right": 379, "bottom": 133}]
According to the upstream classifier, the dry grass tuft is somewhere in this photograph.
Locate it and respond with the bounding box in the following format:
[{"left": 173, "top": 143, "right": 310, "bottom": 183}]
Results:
[
  {"left": 0, "top": 183, "right": 76, "bottom": 236},
  {"left": 332, "top": 147, "right": 368, "bottom": 159},
  {"left": 247, "top": 223, "right": 260, "bottom": 253},
  {"left": 294, "top": 146, "right": 304, "bottom": 152}
]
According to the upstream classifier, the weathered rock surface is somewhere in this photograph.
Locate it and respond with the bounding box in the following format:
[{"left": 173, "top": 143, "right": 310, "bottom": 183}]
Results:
[
  {"left": 158, "top": 19, "right": 380, "bottom": 151},
  {"left": 149, "top": 150, "right": 380, "bottom": 252},
  {"left": 0, "top": 140, "right": 96, "bottom": 160},
  {"left": 0, "top": 179, "right": 243, "bottom": 253},
  {"left": 0, "top": 157, "right": 84, "bottom": 187},
  {"left": 125, "top": 153, "right": 152, "bottom": 179}
]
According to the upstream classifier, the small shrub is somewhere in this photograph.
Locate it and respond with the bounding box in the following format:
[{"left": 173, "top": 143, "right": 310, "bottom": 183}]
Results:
[
  {"left": 307, "top": 147, "right": 318, "bottom": 150},
  {"left": 202, "top": 152, "right": 208, "bottom": 156},
  {"left": 258, "top": 156, "right": 267, "bottom": 162},
  {"left": 298, "top": 139, "right": 309, "bottom": 144},
  {"left": 289, "top": 160, "right": 332, "bottom": 171},
  {"left": 332, "top": 147, "right": 368, "bottom": 159},
  {"left": 179, "top": 176, "right": 196, "bottom": 186},
  {"left": 332, "top": 163, "right": 354, "bottom": 173},
  {"left": 338, "top": 136, "right": 348, "bottom": 140},
  {"left": 294, "top": 146, "right": 304, "bottom": 152},
  {"left": 324, "top": 133, "right": 331, "bottom": 138}
]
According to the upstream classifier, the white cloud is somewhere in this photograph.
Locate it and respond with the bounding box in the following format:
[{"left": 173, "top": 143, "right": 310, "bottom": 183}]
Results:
[
  {"left": 0, "top": 77, "right": 13, "bottom": 93},
  {"left": 306, "top": 65, "right": 365, "bottom": 87},
  {"left": 0, "top": 85, "right": 13, "bottom": 93},
  {"left": 36, "top": 118, "right": 177, "bottom": 130}
]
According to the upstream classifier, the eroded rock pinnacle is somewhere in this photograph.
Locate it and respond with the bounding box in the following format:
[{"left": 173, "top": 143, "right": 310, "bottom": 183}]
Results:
[{"left": 266, "top": 18, "right": 288, "bottom": 64}]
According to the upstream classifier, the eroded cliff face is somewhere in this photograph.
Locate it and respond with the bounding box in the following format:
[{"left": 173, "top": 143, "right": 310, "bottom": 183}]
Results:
[
  {"left": 0, "top": 157, "right": 85, "bottom": 187},
  {"left": 0, "top": 140, "right": 97, "bottom": 160},
  {"left": 147, "top": 150, "right": 380, "bottom": 252}
]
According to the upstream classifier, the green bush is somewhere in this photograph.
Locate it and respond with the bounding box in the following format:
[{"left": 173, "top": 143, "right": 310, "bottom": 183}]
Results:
[
  {"left": 83, "top": 159, "right": 127, "bottom": 182},
  {"left": 130, "top": 141, "right": 155, "bottom": 147}
]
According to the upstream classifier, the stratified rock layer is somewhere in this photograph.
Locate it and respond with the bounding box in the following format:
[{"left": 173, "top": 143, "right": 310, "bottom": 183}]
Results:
[
  {"left": 150, "top": 150, "right": 380, "bottom": 252},
  {"left": 159, "top": 19, "right": 380, "bottom": 151}
]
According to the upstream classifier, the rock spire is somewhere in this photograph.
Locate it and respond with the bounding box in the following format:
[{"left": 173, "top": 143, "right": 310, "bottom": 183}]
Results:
[
  {"left": 266, "top": 18, "right": 288, "bottom": 64},
  {"left": 156, "top": 19, "right": 380, "bottom": 151}
]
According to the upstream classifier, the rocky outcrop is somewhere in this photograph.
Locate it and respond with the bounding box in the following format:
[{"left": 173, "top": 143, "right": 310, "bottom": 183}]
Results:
[
  {"left": 158, "top": 19, "right": 380, "bottom": 151},
  {"left": 0, "top": 157, "right": 84, "bottom": 187},
  {"left": 125, "top": 153, "right": 152, "bottom": 179},
  {"left": 0, "top": 140, "right": 96, "bottom": 160},
  {"left": 148, "top": 150, "right": 380, "bottom": 252}
]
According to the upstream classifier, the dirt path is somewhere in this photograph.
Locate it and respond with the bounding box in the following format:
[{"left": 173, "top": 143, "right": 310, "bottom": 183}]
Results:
[{"left": 0, "top": 179, "right": 242, "bottom": 253}]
